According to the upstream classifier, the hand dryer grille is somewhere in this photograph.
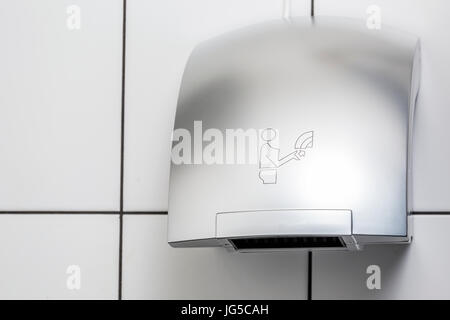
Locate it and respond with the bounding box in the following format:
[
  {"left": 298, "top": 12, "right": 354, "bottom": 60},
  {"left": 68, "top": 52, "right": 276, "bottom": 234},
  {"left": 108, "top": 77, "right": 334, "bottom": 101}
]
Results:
[{"left": 230, "top": 236, "right": 345, "bottom": 250}]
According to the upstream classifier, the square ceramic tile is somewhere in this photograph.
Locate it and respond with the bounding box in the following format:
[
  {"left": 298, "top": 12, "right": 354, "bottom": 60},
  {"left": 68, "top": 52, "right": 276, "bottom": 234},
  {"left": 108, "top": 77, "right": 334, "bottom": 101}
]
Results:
[
  {"left": 0, "top": 0, "right": 123, "bottom": 210},
  {"left": 123, "top": 0, "right": 310, "bottom": 211},
  {"left": 312, "top": 215, "right": 450, "bottom": 299},
  {"left": 122, "top": 215, "right": 308, "bottom": 299},
  {"left": 314, "top": 0, "right": 450, "bottom": 210},
  {"left": 0, "top": 214, "right": 119, "bottom": 299}
]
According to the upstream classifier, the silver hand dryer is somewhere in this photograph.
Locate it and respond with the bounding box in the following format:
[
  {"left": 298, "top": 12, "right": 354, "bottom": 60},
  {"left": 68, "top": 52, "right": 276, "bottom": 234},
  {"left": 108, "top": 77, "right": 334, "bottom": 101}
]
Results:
[{"left": 168, "top": 17, "right": 420, "bottom": 251}]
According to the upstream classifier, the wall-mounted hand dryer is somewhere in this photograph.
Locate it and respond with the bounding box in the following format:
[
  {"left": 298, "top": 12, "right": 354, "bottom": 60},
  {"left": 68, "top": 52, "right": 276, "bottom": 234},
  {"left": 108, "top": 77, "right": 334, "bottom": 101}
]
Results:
[{"left": 168, "top": 17, "right": 420, "bottom": 251}]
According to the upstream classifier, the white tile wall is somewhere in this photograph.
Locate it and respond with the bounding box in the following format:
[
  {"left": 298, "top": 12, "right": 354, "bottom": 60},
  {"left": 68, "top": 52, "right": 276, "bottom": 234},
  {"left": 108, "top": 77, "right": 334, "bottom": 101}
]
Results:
[
  {"left": 123, "top": 0, "right": 310, "bottom": 211},
  {"left": 122, "top": 215, "right": 308, "bottom": 299},
  {"left": 1, "top": 0, "right": 450, "bottom": 300},
  {"left": 315, "top": 0, "right": 450, "bottom": 210},
  {"left": 312, "top": 215, "right": 450, "bottom": 299},
  {"left": 0, "top": 0, "right": 123, "bottom": 211},
  {"left": 0, "top": 214, "right": 119, "bottom": 299}
]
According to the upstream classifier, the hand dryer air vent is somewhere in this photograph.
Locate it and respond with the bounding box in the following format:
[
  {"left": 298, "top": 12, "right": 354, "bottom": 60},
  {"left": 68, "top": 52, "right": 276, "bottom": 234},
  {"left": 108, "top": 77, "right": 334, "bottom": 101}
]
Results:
[{"left": 168, "top": 17, "right": 420, "bottom": 251}]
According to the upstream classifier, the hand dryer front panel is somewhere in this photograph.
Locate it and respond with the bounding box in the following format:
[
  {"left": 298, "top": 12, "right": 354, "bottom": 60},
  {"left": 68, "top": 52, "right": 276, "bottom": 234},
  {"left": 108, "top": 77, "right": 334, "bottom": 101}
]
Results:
[{"left": 168, "top": 17, "right": 420, "bottom": 251}]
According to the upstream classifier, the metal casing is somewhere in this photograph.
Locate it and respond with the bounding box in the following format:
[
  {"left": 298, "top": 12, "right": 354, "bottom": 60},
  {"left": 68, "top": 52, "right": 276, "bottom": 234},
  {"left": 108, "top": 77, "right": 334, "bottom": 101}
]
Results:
[{"left": 168, "top": 17, "right": 420, "bottom": 250}]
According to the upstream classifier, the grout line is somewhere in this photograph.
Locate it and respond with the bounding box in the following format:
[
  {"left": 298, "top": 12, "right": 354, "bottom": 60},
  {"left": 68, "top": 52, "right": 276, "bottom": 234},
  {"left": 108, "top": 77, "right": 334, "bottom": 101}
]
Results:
[
  {"left": 411, "top": 211, "right": 450, "bottom": 215},
  {"left": 311, "top": 0, "right": 314, "bottom": 17},
  {"left": 0, "top": 211, "right": 170, "bottom": 215},
  {"left": 123, "top": 211, "right": 168, "bottom": 215},
  {"left": 4, "top": 211, "right": 450, "bottom": 215},
  {"left": 1, "top": 211, "right": 449, "bottom": 216},
  {"left": 307, "top": 251, "right": 312, "bottom": 300},
  {"left": 0, "top": 211, "right": 120, "bottom": 215},
  {"left": 118, "top": 0, "right": 127, "bottom": 301}
]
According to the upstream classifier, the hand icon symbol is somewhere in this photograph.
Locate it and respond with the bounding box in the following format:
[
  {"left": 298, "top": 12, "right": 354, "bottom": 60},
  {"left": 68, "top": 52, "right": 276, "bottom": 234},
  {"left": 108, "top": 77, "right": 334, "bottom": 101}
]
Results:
[{"left": 294, "top": 150, "right": 306, "bottom": 160}]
